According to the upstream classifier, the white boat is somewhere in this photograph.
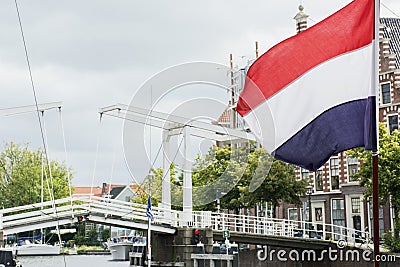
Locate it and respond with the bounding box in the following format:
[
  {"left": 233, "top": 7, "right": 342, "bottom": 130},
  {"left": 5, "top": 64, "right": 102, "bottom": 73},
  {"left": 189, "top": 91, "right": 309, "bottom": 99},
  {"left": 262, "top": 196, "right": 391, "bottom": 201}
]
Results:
[
  {"left": 15, "top": 240, "right": 61, "bottom": 256},
  {"left": 108, "top": 236, "right": 134, "bottom": 261}
]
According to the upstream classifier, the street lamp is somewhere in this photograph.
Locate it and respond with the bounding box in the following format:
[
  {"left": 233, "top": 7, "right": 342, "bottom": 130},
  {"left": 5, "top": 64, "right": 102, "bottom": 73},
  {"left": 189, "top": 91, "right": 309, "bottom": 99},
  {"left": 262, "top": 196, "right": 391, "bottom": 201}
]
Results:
[
  {"left": 306, "top": 185, "right": 313, "bottom": 238},
  {"left": 216, "top": 189, "right": 221, "bottom": 214},
  {"left": 216, "top": 189, "right": 226, "bottom": 214}
]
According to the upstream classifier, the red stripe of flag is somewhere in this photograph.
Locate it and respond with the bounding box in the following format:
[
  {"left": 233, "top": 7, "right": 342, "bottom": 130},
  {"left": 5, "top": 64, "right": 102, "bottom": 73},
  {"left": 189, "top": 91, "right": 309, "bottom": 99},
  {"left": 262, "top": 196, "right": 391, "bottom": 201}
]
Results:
[{"left": 236, "top": 0, "right": 374, "bottom": 117}]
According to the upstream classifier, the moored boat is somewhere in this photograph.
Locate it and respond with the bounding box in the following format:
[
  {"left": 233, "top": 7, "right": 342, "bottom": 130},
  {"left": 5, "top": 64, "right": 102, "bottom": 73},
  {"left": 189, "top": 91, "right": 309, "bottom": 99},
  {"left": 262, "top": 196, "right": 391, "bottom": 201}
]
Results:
[
  {"left": 108, "top": 235, "right": 134, "bottom": 261},
  {"left": 108, "top": 234, "right": 147, "bottom": 261},
  {"left": 14, "top": 240, "right": 60, "bottom": 256}
]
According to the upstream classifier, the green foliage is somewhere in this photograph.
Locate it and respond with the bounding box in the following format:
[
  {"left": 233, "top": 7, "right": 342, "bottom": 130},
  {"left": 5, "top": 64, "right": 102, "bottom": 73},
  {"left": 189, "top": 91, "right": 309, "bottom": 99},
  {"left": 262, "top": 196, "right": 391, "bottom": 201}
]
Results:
[
  {"left": 347, "top": 123, "right": 400, "bottom": 246},
  {"left": 192, "top": 145, "right": 250, "bottom": 211},
  {"left": 101, "top": 228, "right": 110, "bottom": 242},
  {"left": 131, "top": 163, "right": 183, "bottom": 209},
  {"left": 192, "top": 144, "right": 306, "bottom": 214},
  {"left": 73, "top": 223, "right": 86, "bottom": 246},
  {"left": 0, "top": 142, "right": 72, "bottom": 208},
  {"left": 87, "top": 229, "right": 99, "bottom": 245},
  {"left": 240, "top": 154, "right": 307, "bottom": 210},
  {"left": 383, "top": 231, "right": 400, "bottom": 252}
]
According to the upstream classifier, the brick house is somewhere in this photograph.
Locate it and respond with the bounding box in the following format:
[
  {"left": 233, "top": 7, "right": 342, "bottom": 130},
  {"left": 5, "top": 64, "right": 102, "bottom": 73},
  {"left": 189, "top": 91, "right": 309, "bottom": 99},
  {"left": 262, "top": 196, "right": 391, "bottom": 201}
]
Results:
[
  {"left": 72, "top": 182, "right": 141, "bottom": 239},
  {"left": 277, "top": 10, "right": 400, "bottom": 240},
  {"left": 220, "top": 6, "right": 400, "bottom": 240}
]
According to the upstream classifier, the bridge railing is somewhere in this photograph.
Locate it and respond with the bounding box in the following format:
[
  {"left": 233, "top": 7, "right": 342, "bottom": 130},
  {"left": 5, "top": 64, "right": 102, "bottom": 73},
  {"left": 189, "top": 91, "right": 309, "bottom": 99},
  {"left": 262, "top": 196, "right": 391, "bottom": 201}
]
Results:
[
  {"left": 0, "top": 196, "right": 371, "bottom": 246},
  {"left": 190, "top": 211, "right": 370, "bottom": 245},
  {"left": 0, "top": 196, "right": 181, "bottom": 234}
]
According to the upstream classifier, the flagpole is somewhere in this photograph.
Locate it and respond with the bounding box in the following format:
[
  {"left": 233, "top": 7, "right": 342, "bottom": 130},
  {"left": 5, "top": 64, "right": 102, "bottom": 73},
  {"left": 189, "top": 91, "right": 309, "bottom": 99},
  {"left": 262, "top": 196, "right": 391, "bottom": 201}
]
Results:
[
  {"left": 147, "top": 175, "right": 152, "bottom": 267},
  {"left": 148, "top": 212, "right": 151, "bottom": 267},
  {"left": 372, "top": 154, "right": 379, "bottom": 266},
  {"left": 372, "top": 0, "right": 380, "bottom": 266}
]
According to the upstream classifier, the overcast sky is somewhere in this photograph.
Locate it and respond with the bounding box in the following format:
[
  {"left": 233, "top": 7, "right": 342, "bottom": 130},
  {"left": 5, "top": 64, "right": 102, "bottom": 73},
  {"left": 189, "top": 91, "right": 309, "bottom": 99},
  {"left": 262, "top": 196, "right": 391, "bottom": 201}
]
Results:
[{"left": 0, "top": 0, "right": 399, "bottom": 188}]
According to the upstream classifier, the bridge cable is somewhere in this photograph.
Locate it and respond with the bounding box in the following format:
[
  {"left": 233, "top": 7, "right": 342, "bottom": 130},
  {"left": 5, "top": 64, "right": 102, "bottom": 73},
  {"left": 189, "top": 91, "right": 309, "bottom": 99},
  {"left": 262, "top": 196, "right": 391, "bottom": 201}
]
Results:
[
  {"left": 105, "top": 109, "right": 121, "bottom": 216},
  {"left": 58, "top": 108, "right": 74, "bottom": 217},
  {"left": 381, "top": 1, "right": 400, "bottom": 18},
  {"left": 13, "top": 2, "right": 66, "bottom": 265},
  {"left": 41, "top": 113, "right": 67, "bottom": 265},
  {"left": 90, "top": 114, "right": 103, "bottom": 203},
  {"left": 104, "top": 108, "right": 185, "bottom": 218},
  {"left": 120, "top": 135, "right": 183, "bottom": 219}
]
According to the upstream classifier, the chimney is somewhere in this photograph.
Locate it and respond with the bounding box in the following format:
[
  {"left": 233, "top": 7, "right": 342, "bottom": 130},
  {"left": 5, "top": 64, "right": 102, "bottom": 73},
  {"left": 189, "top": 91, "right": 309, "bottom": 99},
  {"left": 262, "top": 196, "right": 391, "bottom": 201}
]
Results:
[
  {"left": 102, "top": 182, "right": 107, "bottom": 195},
  {"left": 294, "top": 5, "right": 309, "bottom": 33}
]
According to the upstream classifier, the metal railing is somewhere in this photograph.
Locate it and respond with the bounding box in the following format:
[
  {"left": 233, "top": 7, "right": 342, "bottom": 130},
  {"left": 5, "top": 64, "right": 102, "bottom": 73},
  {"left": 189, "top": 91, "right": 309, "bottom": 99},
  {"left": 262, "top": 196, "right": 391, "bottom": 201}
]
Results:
[
  {"left": 0, "top": 197, "right": 371, "bottom": 247},
  {"left": 190, "top": 211, "right": 370, "bottom": 246}
]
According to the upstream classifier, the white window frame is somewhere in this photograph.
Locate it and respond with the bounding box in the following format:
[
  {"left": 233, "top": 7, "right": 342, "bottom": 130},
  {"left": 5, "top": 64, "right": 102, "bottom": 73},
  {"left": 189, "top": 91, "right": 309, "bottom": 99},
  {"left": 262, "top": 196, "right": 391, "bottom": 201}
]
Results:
[
  {"left": 347, "top": 156, "right": 359, "bottom": 183},
  {"left": 387, "top": 114, "right": 399, "bottom": 134},
  {"left": 331, "top": 198, "right": 345, "bottom": 240},
  {"left": 288, "top": 208, "right": 298, "bottom": 222},
  {"left": 314, "top": 168, "right": 324, "bottom": 192},
  {"left": 329, "top": 156, "right": 340, "bottom": 191},
  {"left": 301, "top": 168, "right": 309, "bottom": 180},
  {"left": 381, "top": 82, "right": 391, "bottom": 105}
]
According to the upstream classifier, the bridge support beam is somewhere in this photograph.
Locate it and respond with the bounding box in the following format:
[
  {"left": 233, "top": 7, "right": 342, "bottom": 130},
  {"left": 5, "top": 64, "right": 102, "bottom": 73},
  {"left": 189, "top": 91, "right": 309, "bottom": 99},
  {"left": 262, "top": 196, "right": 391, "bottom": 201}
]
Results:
[
  {"left": 161, "top": 131, "right": 172, "bottom": 221},
  {"left": 0, "top": 230, "right": 3, "bottom": 247},
  {"left": 182, "top": 127, "right": 193, "bottom": 224}
]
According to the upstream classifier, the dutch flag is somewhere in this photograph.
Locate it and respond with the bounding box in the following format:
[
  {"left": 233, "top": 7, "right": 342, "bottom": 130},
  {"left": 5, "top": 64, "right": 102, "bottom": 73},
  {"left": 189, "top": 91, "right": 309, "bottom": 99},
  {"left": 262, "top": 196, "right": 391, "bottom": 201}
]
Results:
[
  {"left": 146, "top": 195, "right": 154, "bottom": 222},
  {"left": 236, "top": 0, "right": 377, "bottom": 171}
]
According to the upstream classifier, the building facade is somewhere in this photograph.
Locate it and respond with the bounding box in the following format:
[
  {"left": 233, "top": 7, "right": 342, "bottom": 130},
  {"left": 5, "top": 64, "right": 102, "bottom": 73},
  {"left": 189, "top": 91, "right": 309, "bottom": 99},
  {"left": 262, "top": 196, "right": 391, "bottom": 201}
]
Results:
[
  {"left": 221, "top": 6, "right": 400, "bottom": 240},
  {"left": 277, "top": 10, "right": 400, "bottom": 240}
]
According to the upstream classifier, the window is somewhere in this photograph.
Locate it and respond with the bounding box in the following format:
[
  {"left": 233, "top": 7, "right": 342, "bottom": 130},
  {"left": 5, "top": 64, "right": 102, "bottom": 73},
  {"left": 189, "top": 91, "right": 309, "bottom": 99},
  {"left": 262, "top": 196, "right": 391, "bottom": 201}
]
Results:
[
  {"left": 315, "top": 169, "right": 324, "bottom": 191},
  {"left": 347, "top": 157, "right": 359, "bottom": 182},
  {"left": 381, "top": 83, "right": 391, "bottom": 104},
  {"left": 388, "top": 115, "right": 399, "bottom": 134},
  {"left": 301, "top": 168, "right": 309, "bottom": 180},
  {"left": 288, "top": 208, "right": 298, "bottom": 221},
  {"left": 369, "top": 202, "right": 385, "bottom": 238},
  {"left": 351, "top": 197, "right": 361, "bottom": 213},
  {"left": 332, "top": 199, "right": 345, "bottom": 240},
  {"left": 330, "top": 157, "right": 339, "bottom": 190},
  {"left": 315, "top": 208, "right": 323, "bottom": 221}
]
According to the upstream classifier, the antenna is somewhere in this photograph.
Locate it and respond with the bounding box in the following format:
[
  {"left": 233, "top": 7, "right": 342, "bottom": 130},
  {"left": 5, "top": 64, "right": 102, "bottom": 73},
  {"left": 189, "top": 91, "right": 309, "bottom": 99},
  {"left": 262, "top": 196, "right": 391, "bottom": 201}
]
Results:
[
  {"left": 229, "top": 53, "right": 236, "bottom": 128},
  {"left": 255, "top": 41, "right": 259, "bottom": 58}
]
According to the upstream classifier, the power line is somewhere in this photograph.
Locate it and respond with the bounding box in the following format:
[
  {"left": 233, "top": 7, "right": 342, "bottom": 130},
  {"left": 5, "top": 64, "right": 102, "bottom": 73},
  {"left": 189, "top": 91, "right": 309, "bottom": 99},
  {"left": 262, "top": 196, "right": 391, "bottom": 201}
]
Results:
[
  {"left": 381, "top": 2, "right": 400, "bottom": 18},
  {"left": 13, "top": 1, "right": 66, "bottom": 266}
]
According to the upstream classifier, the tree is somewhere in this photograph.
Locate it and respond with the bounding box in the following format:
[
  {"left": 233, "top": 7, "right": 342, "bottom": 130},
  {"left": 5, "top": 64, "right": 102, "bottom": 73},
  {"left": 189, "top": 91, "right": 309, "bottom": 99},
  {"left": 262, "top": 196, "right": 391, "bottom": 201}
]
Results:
[
  {"left": 192, "top": 144, "right": 306, "bottom": 215},
  {"left": 0, "top": 142, "right": 72, "bottom": 208},
  {"left": 131, "top": 163, "right": 183, "bottom": 209},
  {"left": 347, "top": 123, "right": 400, "bottom": 250},
  {"left": 192, "top": 144, "right": 252, "bottom": 212},
  {"left": 232, "top": 148, "right": 306, "bottom": 217}
]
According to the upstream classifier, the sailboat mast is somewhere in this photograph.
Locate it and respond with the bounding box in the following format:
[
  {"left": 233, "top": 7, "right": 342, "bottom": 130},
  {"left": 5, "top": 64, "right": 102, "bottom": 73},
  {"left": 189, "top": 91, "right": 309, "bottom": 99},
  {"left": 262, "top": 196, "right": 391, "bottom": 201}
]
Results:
[{"left": 41, "top": 153, "right": 44, "bottom": 244}]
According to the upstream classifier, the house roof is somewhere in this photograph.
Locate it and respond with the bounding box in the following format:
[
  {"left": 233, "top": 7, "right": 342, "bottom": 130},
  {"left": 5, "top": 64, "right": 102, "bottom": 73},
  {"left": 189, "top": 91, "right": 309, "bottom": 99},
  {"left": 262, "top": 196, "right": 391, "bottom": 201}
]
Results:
[
  {"left": 109, "top": 186, "right": 125, "bottom": 198},
  {"left": 217, "top": 108, "right": 232, "bottom": 124},
  {"left": 130, "top": 184, "right": 143, "bottom": 195},
  {"left": 73, "top": 183, "right": 143, "bottom": 198},
  {"left": 72, "top": 186, "right": 103, "bottom": 197},
  {"left": 381, "top": 18, "right": 400, "bottom": 69}
]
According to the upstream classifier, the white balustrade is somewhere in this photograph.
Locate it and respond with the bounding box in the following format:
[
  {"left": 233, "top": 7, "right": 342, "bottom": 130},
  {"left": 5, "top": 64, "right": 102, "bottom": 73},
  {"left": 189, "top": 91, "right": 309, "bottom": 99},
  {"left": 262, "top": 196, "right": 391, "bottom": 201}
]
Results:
[{"left": 0, "top": 196, "right": 371, "bottom": 248}]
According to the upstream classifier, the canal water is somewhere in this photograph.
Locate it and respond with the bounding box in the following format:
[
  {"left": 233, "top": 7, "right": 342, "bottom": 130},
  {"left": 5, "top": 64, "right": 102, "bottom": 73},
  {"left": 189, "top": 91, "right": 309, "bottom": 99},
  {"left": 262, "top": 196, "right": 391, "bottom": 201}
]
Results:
[{"left": 18, "top": 255, "right": 128, "bottom": 267}]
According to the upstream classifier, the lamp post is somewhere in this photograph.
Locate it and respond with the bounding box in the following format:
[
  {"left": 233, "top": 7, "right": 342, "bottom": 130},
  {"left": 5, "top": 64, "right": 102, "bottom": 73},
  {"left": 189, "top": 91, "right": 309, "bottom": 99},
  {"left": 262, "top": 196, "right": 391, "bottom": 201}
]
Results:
[
  {"left": 216, "top": 189, "right": 221, "bottom": 214},
  {"left": 306, "top": 185, "right": 313, "bottom": 238}
]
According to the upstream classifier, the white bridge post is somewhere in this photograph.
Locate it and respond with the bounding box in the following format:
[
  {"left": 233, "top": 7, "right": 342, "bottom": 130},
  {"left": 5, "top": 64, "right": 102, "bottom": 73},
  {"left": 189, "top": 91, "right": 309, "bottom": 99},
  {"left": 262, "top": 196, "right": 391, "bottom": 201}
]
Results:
[
  {"left": 161, "top": 130, "right": 172, "bottom": 222},
  {"left": 182, "top": 127, "right": 193, "bottom": 225}
]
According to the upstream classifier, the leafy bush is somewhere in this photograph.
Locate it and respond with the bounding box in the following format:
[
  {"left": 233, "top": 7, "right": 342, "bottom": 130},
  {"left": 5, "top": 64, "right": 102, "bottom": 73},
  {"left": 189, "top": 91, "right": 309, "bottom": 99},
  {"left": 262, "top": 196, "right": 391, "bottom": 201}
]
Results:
[{"left": 383, "top": 231, "right": 400, "bottom": 252}]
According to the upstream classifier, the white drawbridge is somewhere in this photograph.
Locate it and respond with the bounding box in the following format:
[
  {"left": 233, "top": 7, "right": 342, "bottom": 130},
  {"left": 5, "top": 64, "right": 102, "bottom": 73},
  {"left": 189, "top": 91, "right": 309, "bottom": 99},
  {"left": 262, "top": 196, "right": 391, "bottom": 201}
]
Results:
[{"left": 0, "top": 195, "right": 370, "bottom": 247}]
